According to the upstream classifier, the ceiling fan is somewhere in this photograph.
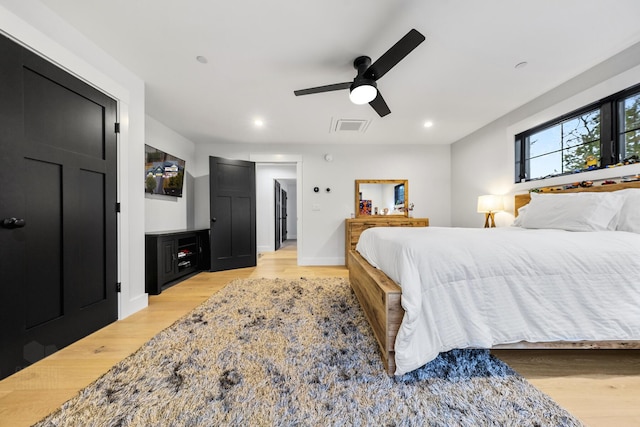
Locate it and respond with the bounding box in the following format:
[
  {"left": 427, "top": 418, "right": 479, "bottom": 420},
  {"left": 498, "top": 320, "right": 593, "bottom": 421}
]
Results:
[{"left": 293, "top": 29, "right": 426, "bottom": 117}]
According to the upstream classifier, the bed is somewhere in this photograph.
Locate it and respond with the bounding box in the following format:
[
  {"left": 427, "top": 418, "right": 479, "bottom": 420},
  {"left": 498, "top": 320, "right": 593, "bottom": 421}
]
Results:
[{"left": 348, "top": 181, "right": 640, "bottom": 375}]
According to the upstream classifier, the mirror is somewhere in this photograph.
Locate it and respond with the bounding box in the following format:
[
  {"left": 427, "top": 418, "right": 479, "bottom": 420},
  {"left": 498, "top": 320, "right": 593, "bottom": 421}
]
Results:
[{"left": 355, "top": 179, "right": 408, "bottom": 217}]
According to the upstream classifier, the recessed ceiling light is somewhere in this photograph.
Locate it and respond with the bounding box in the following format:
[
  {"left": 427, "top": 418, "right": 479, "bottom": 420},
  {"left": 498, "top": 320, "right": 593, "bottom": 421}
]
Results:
[
  {"left": 515, "top": 61, "right": 528, "bottom": 69},
  {"left": 254, "top": 119, "right": 264, "bottom": 127},
  {"left": 423, "top": 121, "right": 434, "bottom": 128},
  {"left": 196, "top": 56, "right": 208, "bottom": 64}
]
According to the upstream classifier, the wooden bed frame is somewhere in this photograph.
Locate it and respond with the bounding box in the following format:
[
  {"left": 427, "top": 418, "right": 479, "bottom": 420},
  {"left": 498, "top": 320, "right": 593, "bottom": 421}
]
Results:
[{"left": 348, "top": 180, "right": 640, "bottom": 375}]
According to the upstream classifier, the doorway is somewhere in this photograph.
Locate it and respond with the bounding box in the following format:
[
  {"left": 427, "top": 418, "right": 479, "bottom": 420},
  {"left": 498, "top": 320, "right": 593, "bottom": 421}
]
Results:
[
  {"left": 274, "top": 180, "right": 282, "bottom": 250},
  {"left": 254, "top": 161, "right": 299, "bottom": 259},
  {"left": 274, "top": 178, "right": 296, "bottom": 251}
]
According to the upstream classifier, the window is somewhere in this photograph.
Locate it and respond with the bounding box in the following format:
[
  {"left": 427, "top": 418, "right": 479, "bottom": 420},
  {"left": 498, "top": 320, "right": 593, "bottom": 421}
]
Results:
[
  {"left": 515, "top": 83, "right": 640, "bottom": 182},
  {"left": 620, "top": 92, "right": 640, "bottom": 160}
]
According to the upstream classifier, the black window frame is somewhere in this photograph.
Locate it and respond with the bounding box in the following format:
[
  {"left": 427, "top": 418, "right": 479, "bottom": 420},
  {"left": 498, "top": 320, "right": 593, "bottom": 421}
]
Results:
[
  {"left": 515, "top": 82, "right": 640, "bottom": 183},
  {"left": 619, "top": 90, "right": 640, "bottom": 159}
]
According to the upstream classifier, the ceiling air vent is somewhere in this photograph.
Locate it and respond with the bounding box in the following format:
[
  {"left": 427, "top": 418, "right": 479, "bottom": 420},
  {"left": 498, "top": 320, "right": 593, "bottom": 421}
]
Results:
[{"left": 331, "top": 118, "right": 370, "bottom": 133}]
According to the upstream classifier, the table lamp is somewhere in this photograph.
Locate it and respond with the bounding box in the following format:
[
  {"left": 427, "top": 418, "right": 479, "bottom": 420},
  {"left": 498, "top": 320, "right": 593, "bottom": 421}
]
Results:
[{"left": 477, "top": 195, "right": 504, "bottom": 228}]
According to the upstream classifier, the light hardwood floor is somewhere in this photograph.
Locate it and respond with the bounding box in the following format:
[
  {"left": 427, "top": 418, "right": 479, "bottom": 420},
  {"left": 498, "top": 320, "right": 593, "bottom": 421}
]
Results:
[{"left": 0, "top": 241, "right": 638, "bottom": 426}]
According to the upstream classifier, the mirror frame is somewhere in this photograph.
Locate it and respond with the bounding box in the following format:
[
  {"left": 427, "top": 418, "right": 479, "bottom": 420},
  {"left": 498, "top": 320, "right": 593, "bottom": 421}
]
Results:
[{"left": 355, "top": 179, "right": 409, "bottom": 218}]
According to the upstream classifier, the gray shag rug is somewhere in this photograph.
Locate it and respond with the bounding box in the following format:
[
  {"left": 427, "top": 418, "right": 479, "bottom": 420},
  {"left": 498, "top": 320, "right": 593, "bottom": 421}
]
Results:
[{"left": 36, "top": 277, "right": 583, "bottom": 426}]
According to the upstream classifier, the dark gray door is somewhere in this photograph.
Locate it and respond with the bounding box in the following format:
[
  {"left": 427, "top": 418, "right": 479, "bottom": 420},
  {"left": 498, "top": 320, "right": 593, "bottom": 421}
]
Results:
[
  {"left": 0, "top": 34, "right": 118, "bottom": 379},
  {"left": 281, "top": 188, "right": 288, "bottom": 243},
  {"left": 209, "top": 157, "right": 256, "bottom": 271},
  {"left": 274, "top": 180, "right": 281, "bottom": 250}
]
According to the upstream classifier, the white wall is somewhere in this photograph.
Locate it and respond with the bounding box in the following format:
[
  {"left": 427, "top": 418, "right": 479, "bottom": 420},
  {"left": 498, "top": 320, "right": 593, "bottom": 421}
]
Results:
[
  {"left": 145, "top": 116, "right": 196, "bottom": 232},
  {"left": 193, "top": 142, "right": 451, "bottom": 265},
  {"left": 451, "top": 41, "right": 640, "bottom": 228},
  {"left": 0, "top": 0, "right": 148, "bottom": 318}
]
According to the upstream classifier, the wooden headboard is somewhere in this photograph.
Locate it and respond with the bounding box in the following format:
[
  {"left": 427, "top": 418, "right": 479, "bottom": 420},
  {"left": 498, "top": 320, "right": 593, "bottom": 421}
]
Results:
[{"left": 514, "top": 180, "right": 640, "bottom": 215}]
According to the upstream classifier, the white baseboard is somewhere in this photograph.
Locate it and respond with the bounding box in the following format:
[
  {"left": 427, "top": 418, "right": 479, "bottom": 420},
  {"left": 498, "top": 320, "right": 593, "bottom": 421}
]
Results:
[
  {"left": 257, "top": 245, "right": 271, "bottom": 254},
  {"left": 298, "top": 256, "right": 345, "bottom": 266},
  {"left": 119, "top": 292, "right": 149, "bottom": 320}
]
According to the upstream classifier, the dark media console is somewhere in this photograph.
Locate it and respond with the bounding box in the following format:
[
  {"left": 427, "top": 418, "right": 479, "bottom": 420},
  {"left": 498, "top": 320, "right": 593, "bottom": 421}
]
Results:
[{"left": 145, "top": 229, "right": 210, "bottom": 295}]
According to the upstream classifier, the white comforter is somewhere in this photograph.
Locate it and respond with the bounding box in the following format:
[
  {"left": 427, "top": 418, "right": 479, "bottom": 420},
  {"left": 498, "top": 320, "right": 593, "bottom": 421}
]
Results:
[{"left": 356, "top": 226, "right": 640, "bottom": 375}]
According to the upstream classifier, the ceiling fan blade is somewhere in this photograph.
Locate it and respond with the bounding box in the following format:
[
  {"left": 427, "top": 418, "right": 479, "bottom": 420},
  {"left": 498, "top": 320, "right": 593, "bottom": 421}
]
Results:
[
  {"left": 294, "top": 82, "right": 351, "bottom": 96},
  {"left": 369, "top": 91, "right": 391, "bottom": 117},
  {"left": 364, "top": 29, "right": 425, "bottom": 81}
]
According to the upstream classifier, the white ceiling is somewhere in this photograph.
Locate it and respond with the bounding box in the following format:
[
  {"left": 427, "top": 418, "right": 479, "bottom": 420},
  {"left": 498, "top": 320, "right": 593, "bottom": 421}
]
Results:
[{"left": 38, "top": 0, "right": 640, "bottom": 146}]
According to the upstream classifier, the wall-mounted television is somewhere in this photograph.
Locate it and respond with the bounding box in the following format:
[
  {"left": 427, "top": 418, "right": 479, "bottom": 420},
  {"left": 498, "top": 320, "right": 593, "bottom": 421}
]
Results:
[{"left": 144, "top": 145, "right": 186, "bottom": 197}]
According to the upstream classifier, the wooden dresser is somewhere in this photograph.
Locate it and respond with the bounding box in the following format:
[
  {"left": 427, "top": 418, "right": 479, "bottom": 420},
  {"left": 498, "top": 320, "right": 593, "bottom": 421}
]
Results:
[{"left": 344, "top": 217, "right": 429, "bottom": 267}]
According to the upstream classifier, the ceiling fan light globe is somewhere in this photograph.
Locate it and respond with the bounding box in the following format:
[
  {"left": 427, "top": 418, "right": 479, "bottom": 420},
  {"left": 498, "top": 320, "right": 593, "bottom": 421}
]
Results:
[{"left": 349, "top": 84, "right": 377, "bottom": 105}]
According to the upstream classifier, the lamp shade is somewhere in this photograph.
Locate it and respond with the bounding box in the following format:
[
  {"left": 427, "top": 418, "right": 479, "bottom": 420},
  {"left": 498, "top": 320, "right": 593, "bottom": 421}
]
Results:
[{"left": 477, "top": 195, "right": 504, "bottom": 213}]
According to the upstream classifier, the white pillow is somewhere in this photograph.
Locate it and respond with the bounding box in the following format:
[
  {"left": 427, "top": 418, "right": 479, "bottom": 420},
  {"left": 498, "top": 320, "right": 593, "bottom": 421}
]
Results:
[
  {"left": 512, "top": 204, "right": 528, "bottom": 227},
  {"left": 614, "top": 188, "right": 640, "bottom": 233},
  {"left": 518, "top": 191, "right": 625, "bottom": 232}
]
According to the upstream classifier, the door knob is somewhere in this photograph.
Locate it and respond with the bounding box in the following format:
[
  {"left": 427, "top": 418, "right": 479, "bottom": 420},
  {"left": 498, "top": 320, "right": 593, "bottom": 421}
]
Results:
[
  {"left": 1, "top": 218, "right": 26, "bottom": 229},
  {"left": 211, "top": 217, "right": 217, "bottom": 222}
]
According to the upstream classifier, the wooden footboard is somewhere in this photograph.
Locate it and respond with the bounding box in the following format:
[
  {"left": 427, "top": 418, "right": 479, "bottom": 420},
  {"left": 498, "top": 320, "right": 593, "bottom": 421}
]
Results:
[
  {"left": 348, "top": 249, "right": 640, "bottom": 376},
  {"left": 348, "top": 250, "right": 403, "bottom": 375}
]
